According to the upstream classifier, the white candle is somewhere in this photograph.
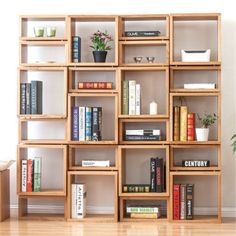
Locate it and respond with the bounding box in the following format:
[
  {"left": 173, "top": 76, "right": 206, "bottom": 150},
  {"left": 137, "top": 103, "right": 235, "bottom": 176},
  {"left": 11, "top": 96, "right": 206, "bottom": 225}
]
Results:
[{"left": 150, "top": 102, "right": 158, "bottom": 115}]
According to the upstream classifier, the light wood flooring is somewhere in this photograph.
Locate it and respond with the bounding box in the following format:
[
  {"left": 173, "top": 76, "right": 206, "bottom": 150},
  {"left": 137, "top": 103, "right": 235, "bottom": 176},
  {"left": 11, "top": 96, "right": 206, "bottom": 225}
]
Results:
[{"left": 0, "top": 217, "right": 236, "bottom": 236}]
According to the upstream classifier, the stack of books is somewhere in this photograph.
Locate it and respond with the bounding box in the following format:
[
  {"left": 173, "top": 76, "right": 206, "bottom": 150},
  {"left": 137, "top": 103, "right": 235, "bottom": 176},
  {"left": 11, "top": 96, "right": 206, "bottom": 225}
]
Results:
[
  {"left": 173, "top": 106, "right": 195, "bottom": 141},
  {"left": 20, "top": 81, "right": 43, "bottom": 115},
  {"left": 126, "top": 206, "right": 161, "bottom": 219},
  {"left": 21, "top": 158, "right": 42, "bottom": 192},
  {"left": 173, "top": 184, "right": 194, "bottom": 220},
  {"left": 122, "top": 80, "right": 141, "bottom": 115},
  {"left": 125, "top": 129, "right": 161, "bottom": 141},
  {"left": 78, "top": 82, "right": 113, "bottom": 90},
  {"left": 72, "top": 106, "right": 102, "bottom": 141}
]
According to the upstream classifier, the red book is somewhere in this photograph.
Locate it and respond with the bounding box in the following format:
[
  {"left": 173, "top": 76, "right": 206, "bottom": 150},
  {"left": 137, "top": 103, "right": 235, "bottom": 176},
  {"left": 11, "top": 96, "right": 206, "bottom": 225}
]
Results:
[
  {"left": 26, "top": 159, "right": 33, "bottom": 192},
  {"left": 187, "top": 113, "right": 195, "bottom": 141},
  {"left": 173, "top": 184, "right": 180, "bottom": 220},
  {"left": 78, "top": 82, "right": 113, "bottom": 89}
]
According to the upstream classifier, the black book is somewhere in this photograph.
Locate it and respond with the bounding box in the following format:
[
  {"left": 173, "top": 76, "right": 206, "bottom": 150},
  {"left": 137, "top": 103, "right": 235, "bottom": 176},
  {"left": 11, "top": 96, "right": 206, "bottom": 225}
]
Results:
[
  {"left": 125, "top": 135, "right": 161, "bottom": 141},
  {"left": 31, "top": 81, "right": 43, "bottom": 114},
  {"left": 92, "top": 107, "right": 102, "bottom": 141},
  {"left": 182, "top": 160, "right": 210, "bottom": 167},
  {"left": 25, "top": 83, "right": 31, "bottom": 114},
  {"left": 156, "top": 158, "right": 163, "bottom": 193},
  {"left": 124, "top": 31, "right": 161, "bottom": 37},
  {"left": 20, "top": 83, "right": 26, "bottom": 114},
  {"left": 186, "top": 184, "right": 194, "bottom": 220},
  {"left": 150, "top": 158, "right": 156, "bottom": 192}
]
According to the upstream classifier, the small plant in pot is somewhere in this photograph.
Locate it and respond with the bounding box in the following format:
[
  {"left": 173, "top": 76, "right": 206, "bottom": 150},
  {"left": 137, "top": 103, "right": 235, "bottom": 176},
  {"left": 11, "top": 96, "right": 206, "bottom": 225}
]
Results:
[
  {"left": 196, "top": 113, "right": 217, "bottom": 141},
  {"left": 90, "top": 30, "right": 113, "bottom": 63}
]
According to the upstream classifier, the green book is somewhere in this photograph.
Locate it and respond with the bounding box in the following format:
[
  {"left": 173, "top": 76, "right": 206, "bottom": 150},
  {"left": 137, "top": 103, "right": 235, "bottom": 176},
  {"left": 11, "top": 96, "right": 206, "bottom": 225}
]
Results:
[
  {"left": 122, "top": 80, "right": 129, "bottom": 115},
  {"left": 33, "top": 157, "right": 42, "bottom": 192}
]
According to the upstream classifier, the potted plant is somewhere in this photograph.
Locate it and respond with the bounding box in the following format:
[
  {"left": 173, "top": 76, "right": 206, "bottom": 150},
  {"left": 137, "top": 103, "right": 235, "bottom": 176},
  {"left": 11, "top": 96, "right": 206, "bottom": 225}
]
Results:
[
  {"left": 90, "top": 30, "right": 113, "bottom": 63},
  {"left": 231, "top": 134, "right": 236, "bottom": 153},
  {"left": 196, "top": 113, "right": 217, "bottom": 141}
]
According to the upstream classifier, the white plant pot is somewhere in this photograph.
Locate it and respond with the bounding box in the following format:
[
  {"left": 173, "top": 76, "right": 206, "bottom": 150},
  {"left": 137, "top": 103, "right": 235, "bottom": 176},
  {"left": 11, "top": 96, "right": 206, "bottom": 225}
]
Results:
[{"left": 195, "top": 128, "right": 209, "bottom": 141}]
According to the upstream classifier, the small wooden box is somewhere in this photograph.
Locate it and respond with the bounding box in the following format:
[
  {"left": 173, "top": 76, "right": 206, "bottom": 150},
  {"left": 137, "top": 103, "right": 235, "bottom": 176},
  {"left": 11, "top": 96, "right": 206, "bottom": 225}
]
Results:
[{"left": 0, "top": 169, "right": 10, "bottom": 221}]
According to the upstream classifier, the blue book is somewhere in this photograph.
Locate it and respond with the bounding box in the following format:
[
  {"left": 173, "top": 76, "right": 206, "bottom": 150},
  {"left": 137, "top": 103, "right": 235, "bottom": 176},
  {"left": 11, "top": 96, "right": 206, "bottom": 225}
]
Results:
[
  {"left": 72, "top": 36, "right": 81, "bottom": 62},
  {"left": 85, "top": 107, "right": 92, "bottom": 141},
  {"left": 72, "top": 106, "right": 79, "bottom": 140}
]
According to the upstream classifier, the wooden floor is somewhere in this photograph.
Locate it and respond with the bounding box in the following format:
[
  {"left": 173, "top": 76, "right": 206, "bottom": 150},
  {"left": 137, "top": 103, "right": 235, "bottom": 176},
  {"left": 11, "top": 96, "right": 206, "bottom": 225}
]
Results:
[{"left": 0, "top": 217, "right": 236, "bottom": 236}]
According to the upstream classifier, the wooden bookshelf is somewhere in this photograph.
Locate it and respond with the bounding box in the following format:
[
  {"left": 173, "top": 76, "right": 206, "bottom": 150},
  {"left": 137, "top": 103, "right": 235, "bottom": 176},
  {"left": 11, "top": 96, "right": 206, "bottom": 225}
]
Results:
[{"left": 17, "top": 13, "right": 221, "bottom": 223}]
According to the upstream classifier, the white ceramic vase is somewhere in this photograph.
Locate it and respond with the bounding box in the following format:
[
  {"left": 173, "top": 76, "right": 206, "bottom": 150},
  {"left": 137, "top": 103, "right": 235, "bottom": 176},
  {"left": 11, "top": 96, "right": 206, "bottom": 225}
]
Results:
[{"left": 195, "top": 128, "right": 209, "bottom": 141}]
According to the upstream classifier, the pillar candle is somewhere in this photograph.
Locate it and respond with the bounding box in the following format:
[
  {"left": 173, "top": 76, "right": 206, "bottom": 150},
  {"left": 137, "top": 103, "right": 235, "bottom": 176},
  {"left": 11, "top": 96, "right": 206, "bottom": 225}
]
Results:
[{"left": 150, "top": 102, "right": 158, "bottom": 115}]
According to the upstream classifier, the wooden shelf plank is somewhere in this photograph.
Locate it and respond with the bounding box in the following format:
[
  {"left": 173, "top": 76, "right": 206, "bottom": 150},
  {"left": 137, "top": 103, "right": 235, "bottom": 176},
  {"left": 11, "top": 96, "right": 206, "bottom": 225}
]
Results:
[
  {"left": 20, "top": 139, "right": 67, "bottom": 144},
  {"left": 69, "top": 89, "right": 118, "bottom": 93},
  {"left": 170, "top": 89, "right": 220, "bottom": 93},
  {"left": 119, "top": 36, "right": 169, "bottom": 41},
  {"left": 20, "top": 63, "right": 67, "bottom": 67},
  {"left": 68, "top": 140, "right": 117, "bottom": 145},
  {"left": 18, "top": 190, "right": 66, "bottom": 197},
  {"left": 120, "top": 63, "right": 169, "bottom": 67},
  {"left": 121, "top": 216, "right": 168, "bottom": 222},
  {"left": 19, "top": 213, "right": 65, "bottom": 221},
  {"left": 120, "top": 141, "right": 169, "bottom": 145},
  {"left": 18, "top": 115, "right": 67, "bottom": 120},
  {"left": 68, "top": 170, "right": 118, "bottom": 176},
  {"left": 120, "top": 40, "right": 168, "bottom": 45},
  {"left": 171, "top": 166, "right": 221, "bottom": 171},
  {"left": 68, "top": 62, "right": 117, "bottom": 67},
  {"left": 171, "top": 13, "right": 220, "bottom": 21},
  {"left": 170, "top": 141, "right": 220, "bottom": 145},
  {"left": 170, "top": 171, "right": 221, "bottom": 176},
  {"left": 20, "top": 40, "right": 67, "bottom": 46},
  {"left": 120, "top": 192, "right": 169, "bottom": 197},
  {"left": 20, "top": 37, "right": 68, "bottom": 41},
  {"left": 170, "top": 61, "right": 221, "bottom": 66},
  {"left": 69, "top": 167, "right": 118, "bottom": 171},
  {"left": 119, "top": 115, "right": 169, "bottom": 119}
]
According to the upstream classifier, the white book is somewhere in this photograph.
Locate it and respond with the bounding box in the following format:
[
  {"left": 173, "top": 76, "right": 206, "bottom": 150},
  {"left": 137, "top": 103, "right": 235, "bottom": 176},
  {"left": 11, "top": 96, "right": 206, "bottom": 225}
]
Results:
[
  {"left": 79, "top": 106, "right": 86, "bottom": 141},
  {"left": 128, "top": 80, "right": 136, "bottom": 115},
  {"left": 21, "top": 160, "right": 27, "bottom": 192},
  {"left": 184, "top": 83, "right": 215, "bottom": 89},
  {"left": 82, "top": 160, "right": 110, "bottom": 167},
  {"left": 135, "top": 84, "right": 141, "bottom": 115},
  {"left": 126, "top": 129, "right": 161, "bottom": 136},
  {"left": 71, "top": 184, "right": 78, "bottom": 219},
  {"left": 76, "top": 184, "right": 86, "bottom": 218}
]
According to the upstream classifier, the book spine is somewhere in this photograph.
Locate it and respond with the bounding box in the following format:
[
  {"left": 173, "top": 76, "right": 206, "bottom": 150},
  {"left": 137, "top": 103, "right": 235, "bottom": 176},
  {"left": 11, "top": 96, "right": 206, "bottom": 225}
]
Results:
[
  {"left": 125, "top": 135, "right": 161, "bottom": 141},
  {"left": 180, "top": 106, "right": 188, "bottom": 141},
  {"left": 130, "top": 213, "right": 158, "bottom": 219},
  {"left": 173, "top": 184, "right": 180, "bottom": 220},
  {"left": 20, "top": 83, "right": 26, "bottom": 114},
  {"left": 79, "top": 106, "right": 85, "bottom": 141},
  {"left": 76, "top": 184, "right": 86, "bottom": 218},
  {"left": 125, "top": 31, "right": 160, "bottom": 37},
  {"left": 180, "top": 184, "right": 187, "bottom": 220},
  {"left": 122, "top": 80, "right": 129, "bottom": 115},
  {"left": 173, "top": 106, "right": 180, "bottom": 141},
  {"left": 156, "top": 158, "right": 162, "bottom": 192},
  {"left": 186, "top": 184, "right": 194, "bottom": 220},
  {"left": 187, "top": 113, "right": 195, "bottom": 141},
  {"left": 150, "top": 158, "right": 156, "bottom": 192},
  {"left": 82, "top": 160, "right": 110, "bottom": 167},
  {"left": 71, "top": 106, "right": 79, "bottom": 141},
  {"left": 72, "top": 36, "right": 81, "bottom": 62},
  {"left": 26, "top": 159, "right": 33, "bottom": 192},
  {"left": 135, "top": 84, "right": 141, "bottom": 115},
  {"left": 31, "top": 81, "right": 43, "bottom": 114},
  {"left": 182, "top": 160, "right": 210, "bottom": 167},
  {"left": 123, "top": 185, "right": 150, "bottom": 193},
  {"left": 71, "top": 184, "right": 77, "bottom": 219},
  {"left": 33, "top": 157, "right": 41, "bottom": 192},
  {"left": 92, "top": 107, "right": 102, "bottom": 141},
  {"left": 128, "top": 80, "right": 136, "bottom": 115},
  {"left": 21, "top": 160, "right": 27, "bottom": 192},
  {"left": 25, "top": 83, "right": 31, "bottom": 114},
  {"left": 78, "top": 82, "right": 113, "bottom": 89},
  {"left": 85, "top": 107, "right": 92, "bottom": 141},
  {"left": 127, "top": 207, "right": 159, "bottom": 213}
]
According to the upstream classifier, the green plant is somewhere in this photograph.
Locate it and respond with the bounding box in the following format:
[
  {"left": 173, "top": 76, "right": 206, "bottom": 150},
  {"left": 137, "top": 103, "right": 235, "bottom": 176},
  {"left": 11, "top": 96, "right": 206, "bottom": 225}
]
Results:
[
  {"left": 231, "top": 134, "right": 236, "bottom": 154},
  {"left": 90, "top": 30, "right": 113, "bottom": 51},
  {"left": 197, "top": 113, "right": 217, "bottom": 128}
]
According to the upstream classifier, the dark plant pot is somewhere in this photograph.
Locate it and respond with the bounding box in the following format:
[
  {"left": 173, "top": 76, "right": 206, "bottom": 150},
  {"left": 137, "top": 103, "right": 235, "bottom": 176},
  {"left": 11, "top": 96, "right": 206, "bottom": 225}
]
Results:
[{"left": 93, "top": 51, "right": 107, "bottom": 62}]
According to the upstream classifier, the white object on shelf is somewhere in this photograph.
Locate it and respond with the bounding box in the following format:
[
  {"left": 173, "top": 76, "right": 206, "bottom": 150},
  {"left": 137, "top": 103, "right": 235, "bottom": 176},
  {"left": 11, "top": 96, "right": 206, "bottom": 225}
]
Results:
[
  {"left": 181, "top": 49, "right": 211, "bottom": 62},
  {"left": 82, "top": 160, "right": 110, "bottom": 167},
  {"left": 196, "top": 128, "right": 209, "bottom": 141},
  {"left": 184, "top": 83, "right": 216, "bottom": 89},
  {"left": 149, "top": 101, "right": 158, "bottom": 115},
  {"left": 0, "top": 160, "right": 15, "bottom": 172}
]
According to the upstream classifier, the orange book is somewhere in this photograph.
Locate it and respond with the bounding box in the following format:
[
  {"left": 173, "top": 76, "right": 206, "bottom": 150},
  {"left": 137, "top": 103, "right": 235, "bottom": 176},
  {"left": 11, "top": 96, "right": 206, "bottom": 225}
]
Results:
[
  {"left": 187, "top": 113, "right": 195, "bottom": 141},
  {"left": 180, "top": 106, "right": 188, "bottom": 141},
  {"left": 173, "top": 106, "right": 180, "bottom": 141}
]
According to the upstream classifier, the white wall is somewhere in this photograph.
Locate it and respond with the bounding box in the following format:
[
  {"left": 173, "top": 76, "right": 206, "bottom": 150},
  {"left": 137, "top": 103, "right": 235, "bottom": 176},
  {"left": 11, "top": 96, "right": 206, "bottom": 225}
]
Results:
[{"left": 0, "top": 0, "right": 236, "bottom": 216}]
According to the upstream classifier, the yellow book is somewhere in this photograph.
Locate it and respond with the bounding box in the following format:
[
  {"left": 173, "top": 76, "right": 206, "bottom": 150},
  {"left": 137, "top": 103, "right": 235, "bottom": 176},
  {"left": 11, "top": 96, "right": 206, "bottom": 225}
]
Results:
[
  {"left": 173, "top": 106, "right": 180, "bottom": 141},
  {"left": 130, "top": 213, "right": 159, "bottom": 219},
  {"left": 180, "top": 106, "right": 188, "bottom": 141}
]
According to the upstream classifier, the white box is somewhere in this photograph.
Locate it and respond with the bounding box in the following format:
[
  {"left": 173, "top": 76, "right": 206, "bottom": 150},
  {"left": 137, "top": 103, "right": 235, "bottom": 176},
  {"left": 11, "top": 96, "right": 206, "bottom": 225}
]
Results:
[{"left": 181, "top": 49, "right": 211, "bottom": 62}]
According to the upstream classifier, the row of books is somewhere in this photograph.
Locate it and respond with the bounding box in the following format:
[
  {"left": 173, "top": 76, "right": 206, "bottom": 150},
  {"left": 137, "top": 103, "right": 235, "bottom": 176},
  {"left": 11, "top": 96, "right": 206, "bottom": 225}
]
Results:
[
  {"left": 126, "top": 205, "right": 161, "bottom": 219},
  {"left": 173, "top": 184, "right": 194, "bottom": 220},
  {"left": 71, "top": 184, "right": 86, "bottom": 219},
  {"left": 122, "top": 80, "right": 140, "bottom": 115},
  {"left": 21, "top": 158, "right": 42, "bottom": 192},
  {"left": 20, "top": 81, "right": 43, "bottom": 115},
  {"left": 72, "top": 106, "right": 102, "bottom": 141},
  {"left": 125, "top": 129, "right": 161, "bottom": 141},
  {"left": 173, "top": 106, "right": 195, "bottom": 141},
  {"left": 72, "top": 36, "right": 81, "bottom": 63}
]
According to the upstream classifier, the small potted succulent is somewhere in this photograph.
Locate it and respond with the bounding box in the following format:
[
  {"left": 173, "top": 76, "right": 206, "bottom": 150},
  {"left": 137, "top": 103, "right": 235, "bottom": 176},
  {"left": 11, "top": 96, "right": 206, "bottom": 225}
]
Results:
[
  {"left": 196, "top": 113, "right": 217, "bottom": 141},
  {"left": 231, "top": 134, "right": 236, "bottom": 153},
  {"left": 90, "top": 30, "right": 113, "bottom": 62}
]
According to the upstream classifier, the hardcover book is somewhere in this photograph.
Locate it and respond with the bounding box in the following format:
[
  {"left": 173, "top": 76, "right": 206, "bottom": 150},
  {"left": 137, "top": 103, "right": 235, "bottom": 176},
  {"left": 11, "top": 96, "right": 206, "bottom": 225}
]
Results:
[
  {"left": 123, "top": 184, "right": 150, "bottom": 193},
  {"left": 126, "top": 206, "right": 160, "bottom": 214},
  {"left": 187, "top": 113, "right": 195, "bottom": 141},
  {"left": 180, "top": 106, "right": 188, "bottom": 141},
  {"left": 122, "top": 80, "right": 129, "bottom": 115},
  {"left": 124, "top": 31, "right": 161, "bottom": 37},
  {"left": 173, "top": 106, "right": 180, "bottom": 141},
  {"left": 126, "top": 129, "right": 160, "bottom": 136},
  {"left": 72, "top": 106, "right": 79, "bottom": 141},
  {"left": 25, "top": 83, "right": 31, "bottom": 114},
  {"left": 128, "top": 80, "right": 136, "bottom": 115},
  {"left": 30, "top": 80, "right": 43, "bottom": 114},
  {"left": 92, "top": 107, "right": 102, "bottom": 141},
  {"left": 135, "top": 84, "right": 141, "bottom": 115},
  {"left": 26, "top": 159, "right": 33, "bottom": 192},
  {"left": 76, "top": 184, "right": 86, "bottom": 218},
  {"left": 82, "top": 160, "right": 110, "bottom": 167},
  {"left": 186, "top": 184, "right": 194, "bottom": 219},
  {"left": 85, "top": 107, "right": 92, "bottom": 141},
  {"left": 173, "top": 184, "right": 180, "bottom": 220},
  {"left": 78, "top": 82, "right": 113, "bottom": 89},
  {"left": 20, "top": 83, "right": 26, "bottom": 114},
  {"left": 184, "top": 83, "right": 215, "bottom": 89},
  {"left": 150, "top": 158, "right": 156, "bottom": 192},
  {"left": 79, "top": 106, "right": 86, "bottom": 141},
  {"left": 182, "top": 160, "right": 210, "bottom": 167},
  {"left": 33, "top": 157, "right": 41, "bottom": 192},
  {"left": 125, "top": 135, "right": 161, "bottom": 141},
  {"left": 180, "top": 184, "right": 187, "bottom": 220},
  {"left": 21, "top": 160, "right": 27, "bottom": 192},
  {"left": 130, "top": 213, "right": 160, "bottom": 219},
  {"left": 72, "top": 36, "right": 81, "bottom": 63}
]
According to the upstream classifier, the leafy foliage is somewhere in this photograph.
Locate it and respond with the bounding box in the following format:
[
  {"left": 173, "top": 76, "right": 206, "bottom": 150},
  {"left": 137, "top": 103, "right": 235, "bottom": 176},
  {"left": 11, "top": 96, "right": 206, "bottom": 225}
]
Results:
[
  {"left": 231, "top": 134, "right": 236, "bottom": 154},
  {"left": 90, "top": 30, "right": 113, "bottom": 51},
  {"left": 197, "top": 113, "right": 217, "bottom": 128}
]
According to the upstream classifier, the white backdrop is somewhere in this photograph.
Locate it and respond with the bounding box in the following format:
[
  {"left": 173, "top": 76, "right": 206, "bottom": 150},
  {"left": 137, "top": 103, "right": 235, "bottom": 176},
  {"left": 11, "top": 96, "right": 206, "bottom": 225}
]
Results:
[{"left": 0, "top": 0, "right": 235, "bottom": 216}]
